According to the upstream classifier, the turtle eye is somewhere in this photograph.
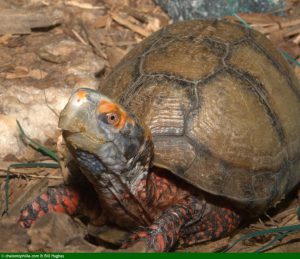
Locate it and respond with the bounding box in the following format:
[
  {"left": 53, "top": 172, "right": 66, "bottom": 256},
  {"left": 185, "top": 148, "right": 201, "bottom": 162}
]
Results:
[{"left": 105, "top": 112, "right": 120, "bottom": 126}]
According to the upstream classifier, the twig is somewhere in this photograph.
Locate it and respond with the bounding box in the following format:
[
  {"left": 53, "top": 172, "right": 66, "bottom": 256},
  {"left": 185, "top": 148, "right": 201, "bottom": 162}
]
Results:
[
  {"left": 44, "top": 89, "right": 59, "bottom": 118},
  {"left": 65, "top": 1, "right": 105, "bottom": 10},
  {"left": 110, "top": 12, "right": 151, "bottom": 37},
  {"left": 72, "top": 29, "right": 88, "bottom": 45},
  {"left": 81, "top": 23, "right": 108, "bottom": 60}
]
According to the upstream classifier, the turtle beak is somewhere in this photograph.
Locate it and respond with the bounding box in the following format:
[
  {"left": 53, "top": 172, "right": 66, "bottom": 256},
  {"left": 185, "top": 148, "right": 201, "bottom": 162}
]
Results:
[{"left": 58, "top": 88, "right": 106, "bottom": 153}]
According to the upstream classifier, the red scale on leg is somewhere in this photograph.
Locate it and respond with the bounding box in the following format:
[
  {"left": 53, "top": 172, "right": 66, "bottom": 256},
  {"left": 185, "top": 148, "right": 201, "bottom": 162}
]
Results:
[
  {"left": 179, "top": 204, "right": 241, "bottom": 247},
  {"left": 19, "top": 186, "right": 80, "bottom": 228},
  {"left": 63, "top": 195, "right": 78, "bottom": 215},
  {"left": 154, "top": 233, "right": 167, "bottom": 252},
  {"left": 37, "top": 210, "right": 46, "bottom": 218},
  {"left": 40, "top": 193, "right": 49, "bottom": 201},
  {"left": 31, "top": 201, "right": 41, "bottom": 211}
]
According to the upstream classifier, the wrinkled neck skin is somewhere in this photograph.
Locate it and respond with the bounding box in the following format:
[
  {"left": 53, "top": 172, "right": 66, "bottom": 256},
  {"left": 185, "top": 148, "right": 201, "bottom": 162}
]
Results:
[{"left": 73, "top": 139, "right": 154, "bottom": 227}]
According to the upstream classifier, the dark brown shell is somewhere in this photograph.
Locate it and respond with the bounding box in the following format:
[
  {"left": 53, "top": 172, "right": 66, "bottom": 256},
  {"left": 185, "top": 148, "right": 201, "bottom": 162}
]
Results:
[{"left": 99, "top": 20, "right": 300, "bottom": 213}]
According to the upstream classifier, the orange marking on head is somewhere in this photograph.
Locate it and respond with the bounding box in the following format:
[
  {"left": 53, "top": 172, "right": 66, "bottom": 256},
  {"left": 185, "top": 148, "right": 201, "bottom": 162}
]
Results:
[
  {"left": 98, "top": 100, "right": 119, "bottom": 113},
  {"left": 76, "top": 90, "right": 87, "bottom": 100},
  {"left": 98, "top": 99, "right": 130, "bottom": 129}
]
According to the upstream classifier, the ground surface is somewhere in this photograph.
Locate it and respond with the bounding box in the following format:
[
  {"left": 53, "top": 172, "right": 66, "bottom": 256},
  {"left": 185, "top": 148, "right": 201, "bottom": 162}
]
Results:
[{"left": 0, "top": 0, "right": 300, "bottom": 253}]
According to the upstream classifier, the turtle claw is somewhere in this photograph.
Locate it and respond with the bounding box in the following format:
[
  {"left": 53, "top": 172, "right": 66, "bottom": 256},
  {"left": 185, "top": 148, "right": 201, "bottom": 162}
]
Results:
[
  {"left": 121, "top": 230, "right": 149, "bottom": 249},
  {"left": 122, "top": 229, "right": 170, "bottom": 252}
]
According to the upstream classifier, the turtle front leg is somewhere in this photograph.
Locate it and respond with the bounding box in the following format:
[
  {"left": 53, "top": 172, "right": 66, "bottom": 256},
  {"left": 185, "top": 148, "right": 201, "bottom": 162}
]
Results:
[
  {"left": 19, "top": 185, "right": 104, "bottom": 228},
  {"left": 18, "top": 186, "right": 80, "bottom": 228},
  {"left": 123, "top": 196, "right": 241, "bottom": 252},
  {"left": 179, "top": 205, "right": 242, "bottom": 248},
  {"left": 123, "top": 196, "right": 204, "bottom": 252}
]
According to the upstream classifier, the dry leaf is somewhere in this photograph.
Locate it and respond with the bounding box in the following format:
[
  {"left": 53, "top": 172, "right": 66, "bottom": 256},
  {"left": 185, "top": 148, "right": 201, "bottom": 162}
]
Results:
[
  {"left": 0, "top": 34, "right": 12, "bottom": 44},
  {"left": 28, "top": 69, "right": 48, "bottom": 80},
  {"left": 93, "top": 15, "right": 109, "bottom": 28},
  {"left": 106, "top": 46, "right": 127, "bottom": 67},
  {"left": 4, "top": 67, "right": 48, "bottom": 80}
]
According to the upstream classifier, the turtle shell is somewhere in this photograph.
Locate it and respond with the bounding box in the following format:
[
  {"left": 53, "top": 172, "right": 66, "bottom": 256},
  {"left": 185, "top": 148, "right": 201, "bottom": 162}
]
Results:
[{"left": 99, "top": 20, "right": 300, "bottom": 214}]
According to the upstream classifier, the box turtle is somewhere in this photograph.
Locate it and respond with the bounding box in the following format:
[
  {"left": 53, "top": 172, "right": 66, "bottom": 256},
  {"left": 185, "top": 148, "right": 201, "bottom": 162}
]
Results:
[{"left": 19, "top": 20, "right": 300, "bottom": 252}]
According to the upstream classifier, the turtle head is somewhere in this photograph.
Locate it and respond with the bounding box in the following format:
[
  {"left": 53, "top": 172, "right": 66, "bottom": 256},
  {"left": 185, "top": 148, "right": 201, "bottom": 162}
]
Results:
[{"left": 59, "top": 88, "right": 153, "bottom": 185}]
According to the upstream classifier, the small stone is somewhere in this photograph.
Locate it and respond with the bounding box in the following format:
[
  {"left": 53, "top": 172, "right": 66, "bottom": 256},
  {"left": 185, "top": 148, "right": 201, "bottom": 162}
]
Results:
[{"left": 155, "top": 0, "right": 285, "bottom": 21}]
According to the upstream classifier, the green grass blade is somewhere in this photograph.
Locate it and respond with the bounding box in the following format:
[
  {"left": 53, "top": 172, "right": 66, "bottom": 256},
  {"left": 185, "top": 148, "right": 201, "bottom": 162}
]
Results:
[
  {"left": 9, "top": 162, "right": 60, "bottom": 169},
  {"left": 227, "top": 6, "right": 300, "bottom": 67},
  {"left": 254, "top": 231, "right": 291, "bottom": 253},
  {"left": 233, "top": 13, "right": 253, "bottom": 29},
  {"left": 4, "top": 121, "right": 61, "bottom": 215},
  {"left": 16, "top": 120, "right": 60, "bottom": 162},
  {"left": 224, "top": 224, "right": 300, "bottom": 252},
  {"left": 3, "top": 161, "right": 60, "bottom": 215},
  {"left": 280, "top": 50, "right": 300, "bottom": 67},
  {"left": 4, "top": 170, "right": 9, "bottom": 215}
]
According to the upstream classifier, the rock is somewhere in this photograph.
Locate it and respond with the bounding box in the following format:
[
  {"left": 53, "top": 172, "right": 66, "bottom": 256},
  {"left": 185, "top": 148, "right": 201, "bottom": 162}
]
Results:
[
  {"left": 0, "top": 32, "right": 105, "bottom": 160},
  {"left": 28, "top": 212, "right": 87, "bottom": 252},
  {"left": 64, "top": 236, "right": 104, "bottom": 252},
  {"left": 155, "top": 0, "right": 285, "bottom": 21},
  {"left": 0, "top": 216, "right": 30, "bottom": 252},
  {"left": 0, "top": 7, "right": 63, "bottom": 35},
  {"left": 87, "top": 224, "right": 128, "bottom": 246}
]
